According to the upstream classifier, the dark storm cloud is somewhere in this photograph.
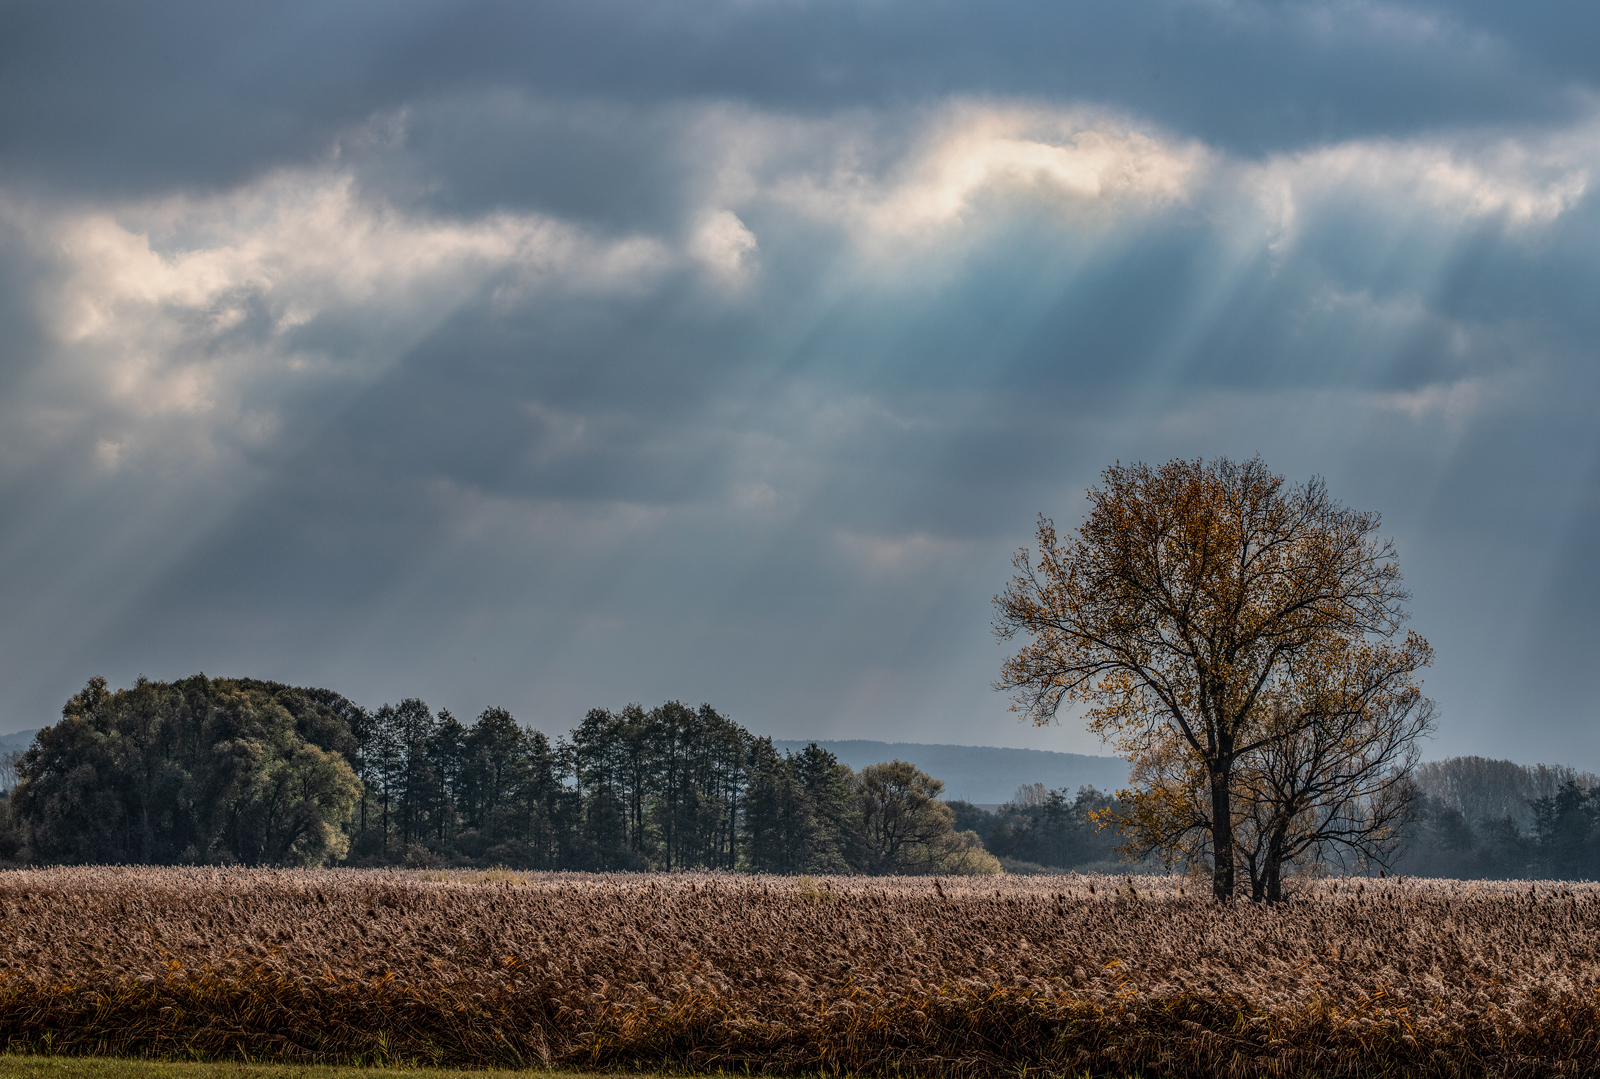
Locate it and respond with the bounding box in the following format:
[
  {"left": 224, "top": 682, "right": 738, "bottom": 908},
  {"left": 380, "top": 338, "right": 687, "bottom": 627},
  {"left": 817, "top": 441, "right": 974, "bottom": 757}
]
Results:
[
  {"left": 0, "top": 215, "right": 49, "bottom": 393},
  {"left": 2, "top": 0, "right": 1592, "bottom": 199},
  {"left": 2, "top": 0, "right": 1599, "bottom": 765},
  {"left": 348, "top": 95, "right": 699, "bottom": 232}
]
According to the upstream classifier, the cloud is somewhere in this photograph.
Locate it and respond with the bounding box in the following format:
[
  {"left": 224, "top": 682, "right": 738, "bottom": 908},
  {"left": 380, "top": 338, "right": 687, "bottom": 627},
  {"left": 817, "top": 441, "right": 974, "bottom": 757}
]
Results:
[
  {"left": 0, "top": 167, "right": 671, "bottom": 475},
  {"left": 832, "top": 529, "right": 976, "bottom": 578},
  {"left": 1373, "top": 377, "right": 1489, "bottom": 425},
  {"left": 6, "top": 96, "right": 1594, "bottom": 505},
  {"left": 769, "top": 103, "right": 1207, "bottom": 242},
  {"left": 2, "top": 0, "right": 1587, "bottom": 203},
  {"left": 689, "top": 209, "right": 759, "bottom": 278},
  {"left": 1248, "top": 126, "right": 1594, "bottom": 245}
]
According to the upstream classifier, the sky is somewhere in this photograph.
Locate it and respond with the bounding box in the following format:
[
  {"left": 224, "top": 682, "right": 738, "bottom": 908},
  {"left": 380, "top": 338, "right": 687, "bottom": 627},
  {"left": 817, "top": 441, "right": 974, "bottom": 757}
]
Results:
[{"left": 1, "top": 0, "right": 1598, "bottom": 764}]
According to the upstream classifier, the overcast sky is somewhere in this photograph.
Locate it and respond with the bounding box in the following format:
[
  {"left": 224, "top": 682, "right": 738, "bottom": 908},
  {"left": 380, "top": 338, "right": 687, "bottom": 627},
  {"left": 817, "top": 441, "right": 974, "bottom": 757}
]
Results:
[{"left": 1, "top": 1, "right": 1597, "bottom": 763}]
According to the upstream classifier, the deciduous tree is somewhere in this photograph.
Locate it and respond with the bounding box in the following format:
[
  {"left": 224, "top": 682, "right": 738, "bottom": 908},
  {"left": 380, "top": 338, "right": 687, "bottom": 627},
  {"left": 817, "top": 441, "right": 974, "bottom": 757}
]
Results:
[
  {"left": 994, "top": 457, "right": 1411, "bottom": 899},
  {"left": 13, "top": 675, "right": 362, "bottom": 866},
  {"left": 852, "top": 760, "right": 996, "bottom": 874}
]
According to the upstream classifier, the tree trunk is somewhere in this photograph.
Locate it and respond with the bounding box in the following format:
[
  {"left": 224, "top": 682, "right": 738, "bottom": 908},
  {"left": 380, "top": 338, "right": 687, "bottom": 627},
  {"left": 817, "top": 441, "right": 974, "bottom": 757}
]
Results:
[
  {"left": 1264, "top": 824, "right": 1290, "bottom": 903},
  {"left": 1209, "top": 767, "right": 1234, "bottom": 900},
  {"left": 1265, "top": 859, "right": 1284, "bottom": 903},
  {"left": 1243, "top": 848, "right": 1266, "bottom": 902}
]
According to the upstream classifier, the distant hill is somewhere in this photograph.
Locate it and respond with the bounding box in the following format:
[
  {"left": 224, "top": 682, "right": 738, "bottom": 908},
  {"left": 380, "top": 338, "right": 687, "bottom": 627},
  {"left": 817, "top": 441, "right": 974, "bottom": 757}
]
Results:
[
  {"left": 0, "top": 730, "right": 37, "bottom": 752},
  {"left": 772, "top": 739, "right": 1128, "bottom": 805}
]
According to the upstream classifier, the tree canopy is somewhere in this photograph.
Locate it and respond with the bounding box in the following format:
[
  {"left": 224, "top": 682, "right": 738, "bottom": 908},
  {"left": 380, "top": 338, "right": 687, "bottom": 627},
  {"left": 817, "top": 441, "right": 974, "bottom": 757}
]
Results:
[{"left": 12, "top": 675, "right": 361, "bottom": 866}]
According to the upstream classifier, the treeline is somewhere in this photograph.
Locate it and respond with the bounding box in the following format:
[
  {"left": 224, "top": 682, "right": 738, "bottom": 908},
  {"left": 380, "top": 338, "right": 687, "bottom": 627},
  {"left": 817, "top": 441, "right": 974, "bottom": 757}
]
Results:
[
  {"left": 0, "top": 674, "right": 1000, "bottom": 875},
  {"left": 17, "top": 675, "right": 1594, "bottom": 880},
  {"left": 1397, "top": 756, "right": 1600, "bottom": 880},
  {"left": 949, "top": 784, "right": 1125, "bottom": 873},
  {"left": 956, "top": 758, "right": 1600, "bottom": 881},
  {"left": 347, "top": 695, "right": 998, "bottom": 874}
]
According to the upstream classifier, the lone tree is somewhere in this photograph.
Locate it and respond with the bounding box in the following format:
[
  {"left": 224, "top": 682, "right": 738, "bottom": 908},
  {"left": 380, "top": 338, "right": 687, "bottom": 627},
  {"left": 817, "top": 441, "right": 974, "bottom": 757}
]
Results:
[{"left": 994, "top": 457, "right": 1419, "bottom": 900}]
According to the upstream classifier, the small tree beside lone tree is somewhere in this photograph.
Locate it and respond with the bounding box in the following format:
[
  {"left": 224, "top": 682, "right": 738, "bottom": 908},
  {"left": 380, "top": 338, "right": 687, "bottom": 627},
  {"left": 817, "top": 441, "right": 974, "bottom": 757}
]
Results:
[{"left": 994, "top": 456, "right": 1431, "bottom": 900}]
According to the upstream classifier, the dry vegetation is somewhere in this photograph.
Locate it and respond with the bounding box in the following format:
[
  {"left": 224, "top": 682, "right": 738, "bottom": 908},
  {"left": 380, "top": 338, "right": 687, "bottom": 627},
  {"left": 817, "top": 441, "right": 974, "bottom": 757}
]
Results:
[{"left": 1, "top": 869, "right": 1598, "bottom": 1078}]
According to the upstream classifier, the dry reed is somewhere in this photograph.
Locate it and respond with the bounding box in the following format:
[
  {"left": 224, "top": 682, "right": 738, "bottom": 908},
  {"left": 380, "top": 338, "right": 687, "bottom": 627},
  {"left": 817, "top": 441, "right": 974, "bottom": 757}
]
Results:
[{"left": 1, "top": 868, "right": 1598, "bottom": 1077}]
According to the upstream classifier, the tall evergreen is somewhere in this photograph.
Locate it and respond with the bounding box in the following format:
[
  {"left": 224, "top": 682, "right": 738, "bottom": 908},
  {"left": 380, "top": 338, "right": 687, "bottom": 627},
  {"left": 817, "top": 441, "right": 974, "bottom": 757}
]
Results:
[
  {"left": 793, "top": 741, "right": 858, "bottom": 872},
  {"left": 743, "top": 740, "right": 857, "bottom": 873},
  {"left": 393, "top": 698, "right": 438, "bottom": 848},
  {"left": 744, "top": 739, "right": 811, "bottom": 872},
  {"left": 426, "top": 710, "right": 467, "bottom": 844},
  {"left": 565, "top": 707, "right": 637, "bottom": 869}
]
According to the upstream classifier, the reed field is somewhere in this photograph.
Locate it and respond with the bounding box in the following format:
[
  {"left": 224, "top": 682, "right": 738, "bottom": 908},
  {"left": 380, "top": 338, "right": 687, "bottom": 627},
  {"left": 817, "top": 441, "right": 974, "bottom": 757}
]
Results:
[{"left": 1, "top": 869, "right": 1598, "bottom": 1078}]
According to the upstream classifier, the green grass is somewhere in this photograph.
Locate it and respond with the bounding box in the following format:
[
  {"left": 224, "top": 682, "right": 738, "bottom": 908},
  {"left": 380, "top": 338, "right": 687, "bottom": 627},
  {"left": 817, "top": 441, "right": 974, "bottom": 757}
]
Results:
[{"left": 0, "top": 1058, "right": 601, "bottom": 1079}]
